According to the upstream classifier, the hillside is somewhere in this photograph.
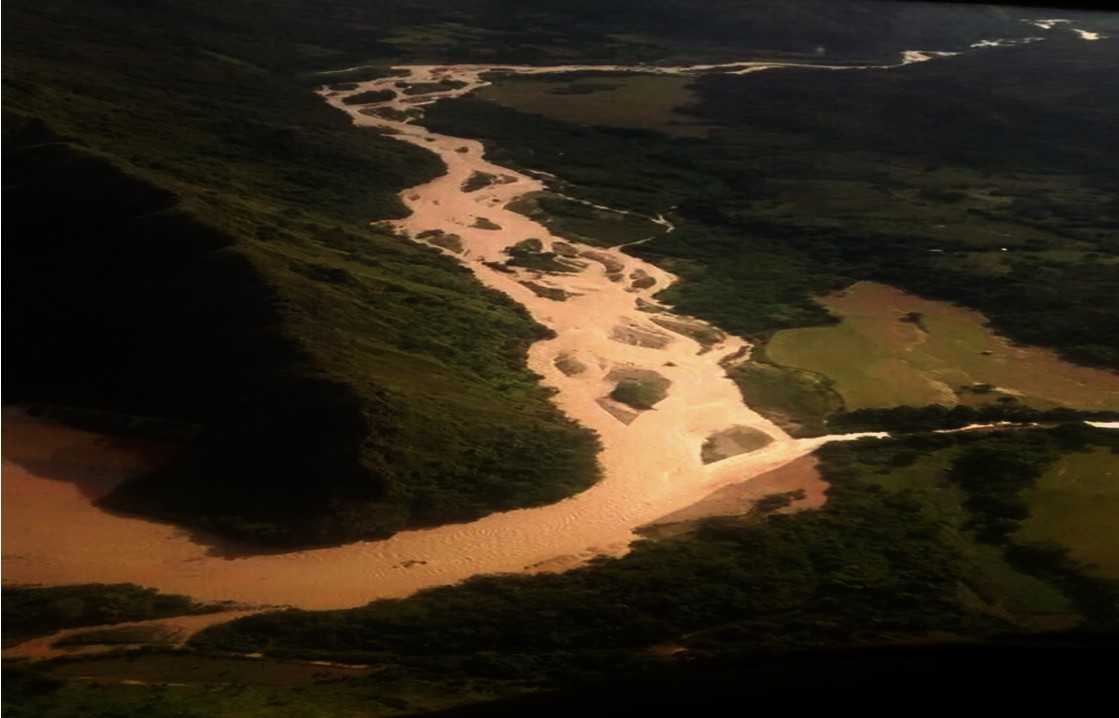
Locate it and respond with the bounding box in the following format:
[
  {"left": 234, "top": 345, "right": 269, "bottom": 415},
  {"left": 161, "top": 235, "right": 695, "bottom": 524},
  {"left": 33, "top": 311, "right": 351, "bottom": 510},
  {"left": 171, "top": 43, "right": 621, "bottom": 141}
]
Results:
[{"left": 3, "top": 0, "right": 600, "bottom": 546}]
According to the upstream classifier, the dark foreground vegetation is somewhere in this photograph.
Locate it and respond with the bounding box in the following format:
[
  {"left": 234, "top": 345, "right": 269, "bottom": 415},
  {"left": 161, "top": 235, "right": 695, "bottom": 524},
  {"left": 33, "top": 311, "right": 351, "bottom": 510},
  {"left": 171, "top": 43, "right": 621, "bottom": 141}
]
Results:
[
  {"left": 6, "top": 421, "right": 1116, "bottom": 716},
  {"left": 48, "top": 426, "right": 1076, "bottom": 712}
]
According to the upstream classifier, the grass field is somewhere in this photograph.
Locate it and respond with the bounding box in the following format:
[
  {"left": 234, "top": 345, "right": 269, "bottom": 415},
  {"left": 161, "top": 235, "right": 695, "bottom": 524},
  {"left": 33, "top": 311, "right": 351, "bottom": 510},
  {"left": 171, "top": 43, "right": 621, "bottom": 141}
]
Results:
[
  {"left": 765, "top": 282, "right": 1119, "bottom": 411},
  {"left": 854, "top": 442, "right": 1079, "bottom": 623},
  {"left": 506, "top": 192, "right": 665, "bottom": 247},
  {"left": 1016, "top": 448, "right": 1119, "bottom": 580},
  {"left": 478, "top": 73, "right": 709, "bottom": 137}
]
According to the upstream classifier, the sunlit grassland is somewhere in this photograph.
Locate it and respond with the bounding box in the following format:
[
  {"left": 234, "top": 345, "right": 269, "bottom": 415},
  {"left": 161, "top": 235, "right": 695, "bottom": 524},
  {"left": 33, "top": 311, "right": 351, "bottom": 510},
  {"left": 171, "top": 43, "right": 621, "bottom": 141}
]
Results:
[
  {"left": 1017, "top": 448, "right": 1119, "bottom": 580},
  {"left": 478, "top": 74, "right": 710, "bottom": 137},
  {"left": 765, "top": 281, "right": 1119, "bottom": 411}
]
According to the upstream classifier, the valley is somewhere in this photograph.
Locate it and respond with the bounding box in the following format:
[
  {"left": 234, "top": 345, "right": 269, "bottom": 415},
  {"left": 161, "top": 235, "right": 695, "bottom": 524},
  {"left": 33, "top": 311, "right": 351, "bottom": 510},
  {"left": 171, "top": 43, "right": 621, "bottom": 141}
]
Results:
[{"left": 4, "top": 3, "right": 1118, "bottom": 715}]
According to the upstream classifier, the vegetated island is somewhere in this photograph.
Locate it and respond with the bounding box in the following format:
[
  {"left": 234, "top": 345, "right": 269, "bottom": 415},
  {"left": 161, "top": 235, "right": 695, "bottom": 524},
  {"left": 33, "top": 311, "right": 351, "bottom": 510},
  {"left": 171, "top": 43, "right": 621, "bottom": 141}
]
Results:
[{"left": 4, "top": 1, "right": 1118, "bottom": 715}]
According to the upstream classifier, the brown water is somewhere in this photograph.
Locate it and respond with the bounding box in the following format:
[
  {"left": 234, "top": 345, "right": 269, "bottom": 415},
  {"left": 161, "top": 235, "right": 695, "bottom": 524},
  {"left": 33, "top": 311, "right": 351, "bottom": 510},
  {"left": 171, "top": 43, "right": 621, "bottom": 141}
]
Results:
[{"left": 17, "top": 54, "right": 1001, "bottom": 612}]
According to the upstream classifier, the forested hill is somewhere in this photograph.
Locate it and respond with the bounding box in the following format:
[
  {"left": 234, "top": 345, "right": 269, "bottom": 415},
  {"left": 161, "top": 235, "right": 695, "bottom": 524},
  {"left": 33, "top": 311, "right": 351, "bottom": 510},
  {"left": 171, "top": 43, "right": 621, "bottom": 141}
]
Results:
[{"left": 3, "top": 0, "right": 600, "bottom": 547}]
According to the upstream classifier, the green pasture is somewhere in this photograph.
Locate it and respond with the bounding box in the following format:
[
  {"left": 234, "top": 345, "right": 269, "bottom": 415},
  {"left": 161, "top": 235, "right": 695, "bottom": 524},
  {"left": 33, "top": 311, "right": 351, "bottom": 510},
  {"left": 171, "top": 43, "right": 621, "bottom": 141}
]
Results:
[
  {"left": 765, "top": 282, "right": 1119, "bottom": 411},
  {"left": 1017, "top": 448, "right": 1119, "bottom": 580}
]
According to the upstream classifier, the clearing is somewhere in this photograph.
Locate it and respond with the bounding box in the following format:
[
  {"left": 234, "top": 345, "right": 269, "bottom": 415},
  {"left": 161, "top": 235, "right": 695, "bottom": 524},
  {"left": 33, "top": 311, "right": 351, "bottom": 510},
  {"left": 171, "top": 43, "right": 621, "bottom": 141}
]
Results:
[{"left": 765, "top": 281, "right": 1119, "bottom": 411}]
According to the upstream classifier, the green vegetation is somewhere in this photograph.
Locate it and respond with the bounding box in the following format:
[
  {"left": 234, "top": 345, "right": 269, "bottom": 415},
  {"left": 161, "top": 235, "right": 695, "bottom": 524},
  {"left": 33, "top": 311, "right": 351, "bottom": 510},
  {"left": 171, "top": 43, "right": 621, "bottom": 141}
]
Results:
[
  {"left": 764, "top": 282, "right": 1119, "bottom": 413},
  {"left": 5, "top": 0, "right": 599, "bottom": 546},
  {"left": 609, "top": 380, "right": 666, "bottom": 410},
  {"left": 2, "top": 656, "right": 499, "bottom": 718},
  {"left": 507, "top": 192, "right": 666, "bottom": 247},
  {"left": 399, "top": 79, "right": 469, "bottom": 95},
  {"left": 7, "top": 3, "right": 1117, "bottom": 716},
  {"left": 1016, "top": 448, "right": 1119, "bottom": 580},
  {"left": 8, "top": 1, "right": 1098, "bottom": 544},
  {"left": 51, "top": 625, "right": 182, "bottom": 648},
  {"left": 647, "top": 316, "right": 723, "bottom": 351},
  {"left": 461, "top": 171, "right": 497, "bottom": 192},
  {"left": 700, "top": 426, "right": 774, "bottom": 464},
  {"left": 472, "top": 217, "right": 502, "bottom": 230},
  {"left": 504, "top": 241, "right": 577, "bottom": 273},
  {"left": 852, "top": 426, "right": 1119, "bottom": 626},
  {"left": 478, "top": 73, "right": 708, "bottom": 137},
  {"left": 423, "top": 39, "right": 1119, "bottom": 373},
  {"left": 183, "top": 427, "right": 1116, "bottom": 700},
  {"left": 415, "top": 229, "right": 465, "bottom": 253},
  {"left": 828, "top": 404, "right": 1119, "bottom": 435},
  {"left": 362, "top": 1, "right": 1044, "bottom": 66},
  {"left": 2, "top": 584, "right": 209, "bottom": 645},
  {"left": 340, "top": 89, "right": 396, "bottom": 105},
  {"left": 729, "top": 358, "right": 844, "bottom": 437}
]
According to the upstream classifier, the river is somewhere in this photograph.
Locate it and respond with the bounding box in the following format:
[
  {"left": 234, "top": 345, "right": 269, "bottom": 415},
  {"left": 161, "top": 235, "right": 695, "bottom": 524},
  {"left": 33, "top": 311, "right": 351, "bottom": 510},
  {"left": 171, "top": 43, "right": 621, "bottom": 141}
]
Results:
[{"left": 5, "top": 44, "right": 1074, "bottom": 616}]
